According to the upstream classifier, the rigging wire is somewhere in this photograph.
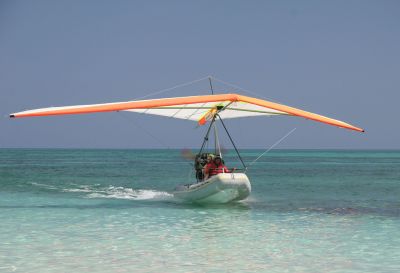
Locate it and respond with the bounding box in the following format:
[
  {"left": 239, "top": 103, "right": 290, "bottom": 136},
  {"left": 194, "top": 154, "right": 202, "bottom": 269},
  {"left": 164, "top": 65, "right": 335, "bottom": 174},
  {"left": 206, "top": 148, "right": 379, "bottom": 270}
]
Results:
[
  {"left": 211, "top": 76, "right": 285, "bottom": 105},
  {"left": 117, "top": 112, "right": 197, "bottom": 168},
  {"left": 246, "top": 127, "right": 297, "bottom": 170},
  {"left": 133, "top": 76, "right": 210, "bottom": 100},
  {"left": 198, "top": 115, "right": 217, "bottom": 155},
  {"left": 116, "top": 75, "right": 294, "bottom": 168},
  {"left": 116, "top": 111, "right": 171, "bottom": 149},
  {"left": 217, "top": 114, "right": 247, "bottom": 170},
  {"left": 120, "top": 76, "right": 212, "bottom": 150}
]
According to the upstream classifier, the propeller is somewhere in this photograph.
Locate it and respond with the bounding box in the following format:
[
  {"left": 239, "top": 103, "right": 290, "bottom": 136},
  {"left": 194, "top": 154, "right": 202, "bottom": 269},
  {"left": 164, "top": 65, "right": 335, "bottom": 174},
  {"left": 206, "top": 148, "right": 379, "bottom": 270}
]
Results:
[{"left": 181, "top": 148, "right": 197, "bottom": 161}]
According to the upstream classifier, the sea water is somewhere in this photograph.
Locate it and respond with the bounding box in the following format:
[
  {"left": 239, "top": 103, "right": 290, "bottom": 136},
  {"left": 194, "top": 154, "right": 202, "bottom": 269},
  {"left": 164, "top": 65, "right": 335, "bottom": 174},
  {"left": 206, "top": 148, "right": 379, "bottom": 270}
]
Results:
[{"left": 0, "top": 149, "right": 399, "bottom": 273}]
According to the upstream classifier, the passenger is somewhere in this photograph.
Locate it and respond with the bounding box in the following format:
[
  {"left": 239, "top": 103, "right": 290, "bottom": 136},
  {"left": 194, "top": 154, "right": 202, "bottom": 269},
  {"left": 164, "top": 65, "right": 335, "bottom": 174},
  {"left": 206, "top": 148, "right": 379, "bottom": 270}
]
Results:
[
  {"left": 206, "top": 154, "right": 213, "bottom": 165},
  {"left": 195, "top": 155, "right": 204, "bottom": 181},
  {"left": 196, "top": 154, "right": 214, "bottom": 181},
  {"left": 204, "top": 156, "right": 230, "bottom": 180}
]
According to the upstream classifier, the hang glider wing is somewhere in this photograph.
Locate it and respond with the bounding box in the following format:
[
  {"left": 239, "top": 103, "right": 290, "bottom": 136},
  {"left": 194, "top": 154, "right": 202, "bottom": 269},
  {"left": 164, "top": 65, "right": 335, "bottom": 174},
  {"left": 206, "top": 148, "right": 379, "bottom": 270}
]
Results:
[{"left": 10, "top": 93, "right": 364, "bottom": 132}]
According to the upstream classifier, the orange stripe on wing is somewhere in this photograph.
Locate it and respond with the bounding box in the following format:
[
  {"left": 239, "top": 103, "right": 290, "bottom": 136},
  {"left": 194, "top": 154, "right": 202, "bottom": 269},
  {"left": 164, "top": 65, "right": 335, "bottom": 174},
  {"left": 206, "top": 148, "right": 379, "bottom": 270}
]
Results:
[
  {"left": 10, "top": 93, "right": 364, "bottom": 132},
  {"left": 236, "top": 95, "right": 364, "bottom": 132},
  {"left": 10, "top": 94, "right": 239, "bottom": 118}
]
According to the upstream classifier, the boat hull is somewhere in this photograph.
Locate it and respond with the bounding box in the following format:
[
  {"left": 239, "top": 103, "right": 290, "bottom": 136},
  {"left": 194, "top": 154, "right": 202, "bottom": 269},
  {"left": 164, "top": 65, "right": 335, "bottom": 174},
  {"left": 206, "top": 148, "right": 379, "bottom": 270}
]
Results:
[{"left": 173, "top": 173, "right": 251, "bottom": 204}]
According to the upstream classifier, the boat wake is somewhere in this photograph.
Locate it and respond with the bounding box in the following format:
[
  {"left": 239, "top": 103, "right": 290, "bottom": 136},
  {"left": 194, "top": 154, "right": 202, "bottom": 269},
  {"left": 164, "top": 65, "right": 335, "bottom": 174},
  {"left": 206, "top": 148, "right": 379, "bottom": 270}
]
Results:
[
  {"left": 84, "top": 186, "right": 173, "bottom": 201},
  {"left": 30, "top": 182, "right": 173, "bottom": 201}
]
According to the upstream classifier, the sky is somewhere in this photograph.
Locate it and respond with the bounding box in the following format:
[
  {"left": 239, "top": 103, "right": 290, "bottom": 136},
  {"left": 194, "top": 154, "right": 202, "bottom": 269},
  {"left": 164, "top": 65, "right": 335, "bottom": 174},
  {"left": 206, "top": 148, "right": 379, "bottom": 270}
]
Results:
[{"left": 1, "top": 0, "right": 399, "bottom": 149}]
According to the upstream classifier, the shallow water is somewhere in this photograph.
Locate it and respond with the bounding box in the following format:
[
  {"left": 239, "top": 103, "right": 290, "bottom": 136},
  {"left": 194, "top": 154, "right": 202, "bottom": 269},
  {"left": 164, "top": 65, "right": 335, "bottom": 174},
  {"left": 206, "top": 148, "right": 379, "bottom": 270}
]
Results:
[{"left": 0, "top": 149, "right": 399, "bottom": 272}]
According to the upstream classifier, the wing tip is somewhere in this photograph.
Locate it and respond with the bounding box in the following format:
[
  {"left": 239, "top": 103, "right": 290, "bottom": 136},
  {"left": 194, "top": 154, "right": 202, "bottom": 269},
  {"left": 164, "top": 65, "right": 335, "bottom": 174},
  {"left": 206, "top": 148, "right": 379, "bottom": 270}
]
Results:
[{"left": 353, "top": 127, "right": 364, "bottom": 133}]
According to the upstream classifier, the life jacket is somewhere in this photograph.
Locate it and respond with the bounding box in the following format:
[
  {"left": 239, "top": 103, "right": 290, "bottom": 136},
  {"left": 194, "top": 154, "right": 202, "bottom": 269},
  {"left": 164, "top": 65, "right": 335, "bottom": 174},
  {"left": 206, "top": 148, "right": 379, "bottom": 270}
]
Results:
[{"left": 207, "top": 162, "right": 229, "bottom": 176}]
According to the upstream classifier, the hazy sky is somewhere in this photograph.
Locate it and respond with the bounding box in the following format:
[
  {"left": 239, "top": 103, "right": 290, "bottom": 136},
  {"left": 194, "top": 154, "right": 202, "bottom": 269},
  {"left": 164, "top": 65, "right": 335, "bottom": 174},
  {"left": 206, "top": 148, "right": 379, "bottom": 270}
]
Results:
[{"left": 1, "top": 0, "right": 399, "bottom": 149}]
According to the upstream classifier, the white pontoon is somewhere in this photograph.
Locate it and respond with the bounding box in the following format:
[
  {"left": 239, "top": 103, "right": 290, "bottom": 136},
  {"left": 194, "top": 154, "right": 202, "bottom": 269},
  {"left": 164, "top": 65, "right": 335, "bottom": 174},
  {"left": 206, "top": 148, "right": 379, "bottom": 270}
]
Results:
[{"left": 174, "top": 173, "right": 251, "bottom": 204}]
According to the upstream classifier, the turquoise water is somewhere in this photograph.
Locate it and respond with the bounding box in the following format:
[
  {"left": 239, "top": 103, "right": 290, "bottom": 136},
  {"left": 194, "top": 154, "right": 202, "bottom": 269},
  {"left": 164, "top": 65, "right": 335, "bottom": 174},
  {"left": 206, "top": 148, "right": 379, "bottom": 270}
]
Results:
[{"left": 0, "top": 149, "right": 399, "bottom": 272}]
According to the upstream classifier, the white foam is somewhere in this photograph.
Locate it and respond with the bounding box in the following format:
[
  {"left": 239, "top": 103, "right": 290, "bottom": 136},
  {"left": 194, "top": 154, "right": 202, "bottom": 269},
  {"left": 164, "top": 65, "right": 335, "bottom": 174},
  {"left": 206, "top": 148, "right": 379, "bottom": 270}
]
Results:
[
  {"left": 62, "top": 185, "right": 93, "bottom": 193},
  {"left": 30, "top": 182, "right": 60, "bottom": 190},
  {"left": 63, "top": 188, "right": 92, "bottom": 193},
  {"left": 85, "top": 186, "right": 173, "bottom": 201},
  {"left": 34, "top": 182, "right": 173, "bottom": 201}
]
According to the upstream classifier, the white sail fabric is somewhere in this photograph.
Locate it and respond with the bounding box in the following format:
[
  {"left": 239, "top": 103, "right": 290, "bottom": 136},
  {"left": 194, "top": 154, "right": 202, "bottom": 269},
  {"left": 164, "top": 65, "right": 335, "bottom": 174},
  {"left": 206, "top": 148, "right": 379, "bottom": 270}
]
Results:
[{"left": 123, "top": 101, "right": 286, "bottom": 121}]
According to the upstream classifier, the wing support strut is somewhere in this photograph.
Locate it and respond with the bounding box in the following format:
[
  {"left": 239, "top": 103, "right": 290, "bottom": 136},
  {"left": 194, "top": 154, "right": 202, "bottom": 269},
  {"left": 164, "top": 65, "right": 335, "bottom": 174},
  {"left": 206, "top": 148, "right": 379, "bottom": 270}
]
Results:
[{"left": 216, "top": 114, "right": 247, "bottom": 170}]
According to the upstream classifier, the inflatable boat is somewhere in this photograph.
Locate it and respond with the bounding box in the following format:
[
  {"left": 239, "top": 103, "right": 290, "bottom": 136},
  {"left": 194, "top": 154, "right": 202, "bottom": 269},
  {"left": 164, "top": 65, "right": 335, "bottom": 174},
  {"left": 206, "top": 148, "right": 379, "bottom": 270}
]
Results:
[{"left": 173, "top": 173, "right": 251, "bottom": 204}]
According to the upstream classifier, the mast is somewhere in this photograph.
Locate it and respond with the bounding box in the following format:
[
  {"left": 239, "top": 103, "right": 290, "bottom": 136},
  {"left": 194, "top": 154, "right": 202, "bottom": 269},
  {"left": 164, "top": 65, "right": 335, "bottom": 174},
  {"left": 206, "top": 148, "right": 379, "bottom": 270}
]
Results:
[
  {"left": 214, "top": 121, "right": 222, "bottom": 157},
  {"left": 208, "top": 77, "right": 221, "bottom": 157}
]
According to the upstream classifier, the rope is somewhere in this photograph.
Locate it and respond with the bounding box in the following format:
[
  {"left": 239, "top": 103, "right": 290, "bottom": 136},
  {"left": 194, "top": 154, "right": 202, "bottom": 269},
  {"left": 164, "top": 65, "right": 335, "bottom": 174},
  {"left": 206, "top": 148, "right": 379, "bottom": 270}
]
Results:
[{"left": 246, "top": 128, "right": 297, "bottom": 169}]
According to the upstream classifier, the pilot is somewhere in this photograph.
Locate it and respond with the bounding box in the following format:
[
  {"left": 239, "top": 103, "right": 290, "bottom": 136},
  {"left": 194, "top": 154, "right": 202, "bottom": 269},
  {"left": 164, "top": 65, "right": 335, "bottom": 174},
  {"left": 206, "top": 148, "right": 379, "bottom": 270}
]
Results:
[{"left": 204, "top": 155, "right": 230, "bottom": 180}]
